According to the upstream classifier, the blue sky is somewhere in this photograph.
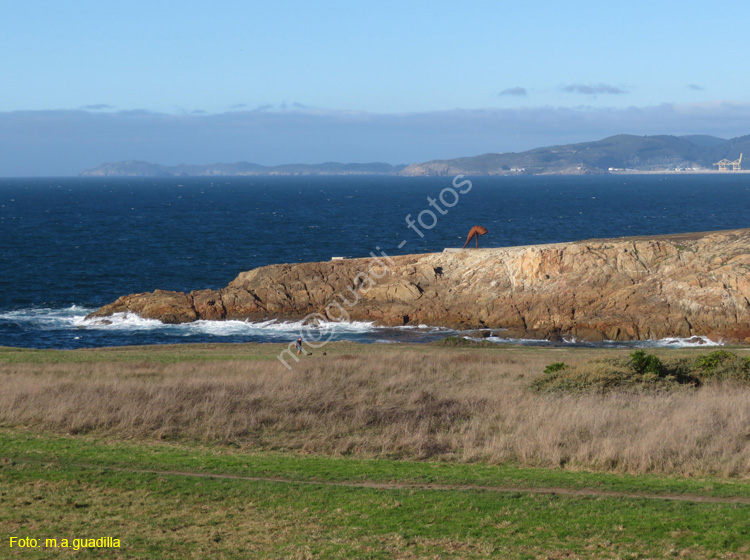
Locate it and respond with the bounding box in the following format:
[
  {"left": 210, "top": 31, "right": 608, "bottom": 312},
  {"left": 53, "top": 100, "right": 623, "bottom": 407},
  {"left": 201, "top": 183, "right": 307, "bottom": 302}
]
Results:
[{"left": 2, "top": 0, "right": 749, "bottom": 175}]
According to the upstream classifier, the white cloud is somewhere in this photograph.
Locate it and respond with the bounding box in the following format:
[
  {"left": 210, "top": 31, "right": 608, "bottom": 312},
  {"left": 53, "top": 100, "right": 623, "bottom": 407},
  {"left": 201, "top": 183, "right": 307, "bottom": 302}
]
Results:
[
  {"left": 80, "top": 104, "right": 115, "bottom": 110},
  {"left": 498, "top": 87, "right": 528, "bottom": 97},
  {"left": 560, "top": 84, "right": 628, "bottom": 95}
]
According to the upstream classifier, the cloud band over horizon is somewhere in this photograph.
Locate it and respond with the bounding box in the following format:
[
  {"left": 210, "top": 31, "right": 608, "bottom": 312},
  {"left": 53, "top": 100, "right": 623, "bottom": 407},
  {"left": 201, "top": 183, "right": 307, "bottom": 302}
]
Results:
[
  {"left": 1, "top": 102, "right": 750, "bottom": 176},
  {"left": 560, "top": 83, "right": 629, "bottom": 95}
]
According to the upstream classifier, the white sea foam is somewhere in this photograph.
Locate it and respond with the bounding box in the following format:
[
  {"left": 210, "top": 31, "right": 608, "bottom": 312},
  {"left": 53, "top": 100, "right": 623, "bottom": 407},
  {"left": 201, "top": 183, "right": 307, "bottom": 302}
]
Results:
[
  {"left": 465, "top": 336, "right": 552, "bottom": 346},
  {"left": 629, "top": 336, "right": 722, "bottom": 348},
  {"left": 78, "top": 314, "right": 380, "bottom": 337},
  {"left": 0, "top": 306, "right": 725, "bottom": 348},
  {"left": 1, "top": 307, "right": 387, "bottom": 338},
  {"left": 0, "top": 305, "right": 94, "bottom": 330},
  {"left": 79, "top": 312, "right": 167, "bottom": 330},
  {"left": 467, "top": 334, "right": 723, "bottom": 348},
  {"left": 392, "top": 324, "right": 453, "bottom": 332}
]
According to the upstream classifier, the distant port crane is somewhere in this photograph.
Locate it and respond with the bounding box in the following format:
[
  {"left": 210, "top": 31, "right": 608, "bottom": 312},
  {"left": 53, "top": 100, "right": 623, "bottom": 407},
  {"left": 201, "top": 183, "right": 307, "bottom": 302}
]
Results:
[{"left": 713, "top": 153, "right": 743, "bottom": 171}]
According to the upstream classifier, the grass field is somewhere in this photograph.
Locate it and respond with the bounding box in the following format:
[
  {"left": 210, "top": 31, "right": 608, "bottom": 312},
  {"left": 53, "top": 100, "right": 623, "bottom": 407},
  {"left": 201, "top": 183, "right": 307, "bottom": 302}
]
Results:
[{"left": 2, "top": 342, "right": 750, "bottom": 558}]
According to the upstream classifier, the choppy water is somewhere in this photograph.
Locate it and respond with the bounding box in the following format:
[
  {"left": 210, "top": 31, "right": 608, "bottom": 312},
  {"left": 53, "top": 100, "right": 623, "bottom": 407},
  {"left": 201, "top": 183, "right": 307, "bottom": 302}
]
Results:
[{"left": 1, "top": 174, "right": 748, "bottom": 349}]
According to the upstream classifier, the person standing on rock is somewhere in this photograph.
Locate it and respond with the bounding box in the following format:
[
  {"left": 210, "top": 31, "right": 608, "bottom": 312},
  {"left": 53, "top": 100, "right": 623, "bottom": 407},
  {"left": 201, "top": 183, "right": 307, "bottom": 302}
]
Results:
[{"left": 462, "top": 226, "right": 488, "bottom": 248}]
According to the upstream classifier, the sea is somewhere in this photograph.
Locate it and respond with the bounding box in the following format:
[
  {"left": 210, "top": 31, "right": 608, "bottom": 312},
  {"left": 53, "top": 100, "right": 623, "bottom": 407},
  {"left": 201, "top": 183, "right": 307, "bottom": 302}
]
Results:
[{"left": 1, "top": 174, "right": 749, "bottom": 350}]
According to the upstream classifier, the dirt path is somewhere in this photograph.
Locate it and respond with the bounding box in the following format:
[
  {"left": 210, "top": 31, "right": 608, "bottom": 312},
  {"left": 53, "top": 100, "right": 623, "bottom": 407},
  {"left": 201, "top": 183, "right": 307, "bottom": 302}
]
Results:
[{"left": 14, "top": 458, "right": 748, "bottom": 505}]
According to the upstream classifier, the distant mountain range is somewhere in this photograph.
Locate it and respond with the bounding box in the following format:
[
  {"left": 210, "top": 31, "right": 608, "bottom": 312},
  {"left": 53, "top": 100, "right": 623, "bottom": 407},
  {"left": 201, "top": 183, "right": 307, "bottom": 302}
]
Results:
[
  {"left": 80, "top": 161, "right": 406, "bottom": 177},
  {"left": 80, "top": 133, "right": 750, "bottom": 177},
  {"left": 399, "top": 134, "right": 750, "bottom": 176}
]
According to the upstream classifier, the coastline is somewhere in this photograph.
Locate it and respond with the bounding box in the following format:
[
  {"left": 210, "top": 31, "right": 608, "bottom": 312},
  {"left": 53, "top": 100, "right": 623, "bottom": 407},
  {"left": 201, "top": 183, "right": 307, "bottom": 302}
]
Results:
[{"left": 88, "top": 228, "right": 750, "bottom": 344}]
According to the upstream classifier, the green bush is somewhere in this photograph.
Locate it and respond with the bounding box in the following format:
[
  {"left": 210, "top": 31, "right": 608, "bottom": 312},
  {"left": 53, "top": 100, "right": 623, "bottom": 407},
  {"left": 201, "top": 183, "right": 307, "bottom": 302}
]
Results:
[
  {"left": 543, "top": 362, "right": 568, "bottom": 374},
  {"left": 533, "top": 349, "right": 750, "bottom": 394},
  {"left": 532, "top": 351, "right": 696, "bottom": 393},
  {"left": 629, "top": 350, "right": 663, "bottom": 376},
  {"left": 692, "top": 350, "right": 750, "bottom": 383}
]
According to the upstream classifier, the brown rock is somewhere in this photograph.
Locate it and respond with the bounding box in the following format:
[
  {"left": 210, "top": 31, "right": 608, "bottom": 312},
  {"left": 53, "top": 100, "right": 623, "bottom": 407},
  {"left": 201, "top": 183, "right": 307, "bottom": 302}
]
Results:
[
  {"left": 87, "top": 290, "right": 198, "bottom": 324},
  {"left": 191, "top": 289, "right": 226, "bottom": 321},
  {"left": 87, "top": 228, "right": 750, "bottom": 343}
]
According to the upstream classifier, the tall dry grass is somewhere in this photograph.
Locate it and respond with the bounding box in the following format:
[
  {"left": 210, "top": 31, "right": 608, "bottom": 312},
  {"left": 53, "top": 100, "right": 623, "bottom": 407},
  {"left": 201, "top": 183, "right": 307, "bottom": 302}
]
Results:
[{"left": 2, "top": 350, "right": 749, "bottom": 476}]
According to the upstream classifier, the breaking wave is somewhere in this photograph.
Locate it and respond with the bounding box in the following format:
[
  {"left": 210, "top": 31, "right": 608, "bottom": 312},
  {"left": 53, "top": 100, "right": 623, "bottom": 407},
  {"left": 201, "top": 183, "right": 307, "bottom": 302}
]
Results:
[
  {"left": 0, "top": 306, "right": 452, "bottom": 348},
  {"left": 0, "top": 305, "right": 723, "bottom": 349},
  {"left": 465, "top": 334, "right": 722, "bottom": 348}
]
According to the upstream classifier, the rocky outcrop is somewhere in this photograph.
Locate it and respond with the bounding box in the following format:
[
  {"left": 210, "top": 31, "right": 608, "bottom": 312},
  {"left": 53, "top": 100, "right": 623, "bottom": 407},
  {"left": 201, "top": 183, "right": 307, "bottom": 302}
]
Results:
[{"left": 87, "top": 229, "right": 750, "bottom": 343}]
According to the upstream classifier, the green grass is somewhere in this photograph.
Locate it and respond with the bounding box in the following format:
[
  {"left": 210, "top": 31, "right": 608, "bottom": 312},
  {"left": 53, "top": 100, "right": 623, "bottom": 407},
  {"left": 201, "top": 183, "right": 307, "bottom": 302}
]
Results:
[
  {"left": 0, "top": 341, "right": 435, "bottom": 365},
  {"left": 3, "top": 341, "right": 748, "bottom": 365},
  {"left": 2, "top": 431, "right": 750, "bottom": 559},
  {"left": 3, "top": 342, "right": 750, "bottom": 557},
  {"left": 0, "top": 343, "right": 284, "bottom": 364},
  {"left": 3, "top": 431, "right": 750, "bottom": 500}
]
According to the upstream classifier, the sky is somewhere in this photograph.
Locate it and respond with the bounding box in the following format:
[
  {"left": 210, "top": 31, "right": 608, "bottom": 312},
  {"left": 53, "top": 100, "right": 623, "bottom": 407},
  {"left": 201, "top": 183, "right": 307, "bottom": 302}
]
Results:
[{"left": 2, "top": 0, "right": 750, "bottom": 175}]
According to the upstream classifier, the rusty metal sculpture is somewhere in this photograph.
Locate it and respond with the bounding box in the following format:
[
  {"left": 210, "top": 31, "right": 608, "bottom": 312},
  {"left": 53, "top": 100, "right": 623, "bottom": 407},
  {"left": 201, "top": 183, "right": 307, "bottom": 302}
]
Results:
[{"left": 462, "top": 225, "right": 488, "bottom": 248}]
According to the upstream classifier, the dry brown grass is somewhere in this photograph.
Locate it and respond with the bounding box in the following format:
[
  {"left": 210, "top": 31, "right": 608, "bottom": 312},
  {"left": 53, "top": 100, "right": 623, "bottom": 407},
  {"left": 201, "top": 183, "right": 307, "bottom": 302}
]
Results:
[{"left": 2, "top": 347, "right": 750, "bottom": 477}]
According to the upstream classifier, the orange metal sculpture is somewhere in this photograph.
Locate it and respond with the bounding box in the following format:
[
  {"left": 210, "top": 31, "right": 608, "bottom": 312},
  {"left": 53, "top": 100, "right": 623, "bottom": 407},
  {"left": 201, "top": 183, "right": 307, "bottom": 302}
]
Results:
[{"left": 462, "top": 225, "right": 488, "bottom": 248}]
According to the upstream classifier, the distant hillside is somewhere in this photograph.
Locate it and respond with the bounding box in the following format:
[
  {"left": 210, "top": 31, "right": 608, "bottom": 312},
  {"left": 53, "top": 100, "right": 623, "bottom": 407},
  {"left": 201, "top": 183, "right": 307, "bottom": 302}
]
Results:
[
  {"left": 400, "top": 134, "right": 750, "bottom": 176},
  {"left": 80, "top": 161, "right": 406, "bottom": 177},
  {"left": 679, "top": 135, "right": 727, "bottom": 148},
  {"left": 80, "top": 133, "right": 750, "bottom": 177}
]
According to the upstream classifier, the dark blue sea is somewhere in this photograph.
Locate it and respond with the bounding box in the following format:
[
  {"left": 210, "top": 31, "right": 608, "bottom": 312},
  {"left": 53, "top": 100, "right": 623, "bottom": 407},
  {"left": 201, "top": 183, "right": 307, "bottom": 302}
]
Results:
[{"left": 2, "top": 174, "right": 749, "bottom": 349}]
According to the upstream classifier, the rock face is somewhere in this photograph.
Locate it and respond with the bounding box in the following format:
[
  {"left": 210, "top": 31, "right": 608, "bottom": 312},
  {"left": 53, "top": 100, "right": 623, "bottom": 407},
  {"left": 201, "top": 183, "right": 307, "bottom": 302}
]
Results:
[{"left": 87, "top": 229, "right": 750, "bottom": 343}]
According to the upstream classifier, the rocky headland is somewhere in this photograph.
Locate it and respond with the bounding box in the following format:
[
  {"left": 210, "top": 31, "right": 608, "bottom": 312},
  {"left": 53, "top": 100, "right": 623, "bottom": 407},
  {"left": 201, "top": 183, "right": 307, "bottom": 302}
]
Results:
[{"left": 87, "top": 229, "right": 750, "bottom": 343}]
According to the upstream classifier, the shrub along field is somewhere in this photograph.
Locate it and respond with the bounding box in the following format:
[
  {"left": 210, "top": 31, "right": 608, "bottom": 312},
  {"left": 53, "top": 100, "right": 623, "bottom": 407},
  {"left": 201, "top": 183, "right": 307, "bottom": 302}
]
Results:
[
  {"left": 532, "top": 349, "right": 750, "bottom": 393},
  {"left": 1, "top": 342, "right": 749, "bottom": 558}
]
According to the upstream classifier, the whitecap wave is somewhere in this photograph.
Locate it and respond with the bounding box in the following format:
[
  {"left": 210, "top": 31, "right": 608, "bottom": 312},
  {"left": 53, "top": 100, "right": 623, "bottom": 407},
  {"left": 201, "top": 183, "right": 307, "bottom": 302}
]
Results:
[
  {"left": 0, "top": 306, "right": 726, "bottom": 348},
  {"left": 630, "top": 336, "right": 722, "bottom": 348},
  {"left": 465, "top": 336, "right": 553, "bottom": 346},
  {"left": 79, "top": 312, "right": 168, "bottom": 330},
  {"left": 467, "top": 334, "right": 723, "bottom": 348},
  {"left": 392, "top": 323, "right": 453, "bottom": 332},
  {"left": 79, "top": 314, "right": 380, "bottom": 337},
  {"left": 0, "top": 305, "right": 95, "bottom": 330}
]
